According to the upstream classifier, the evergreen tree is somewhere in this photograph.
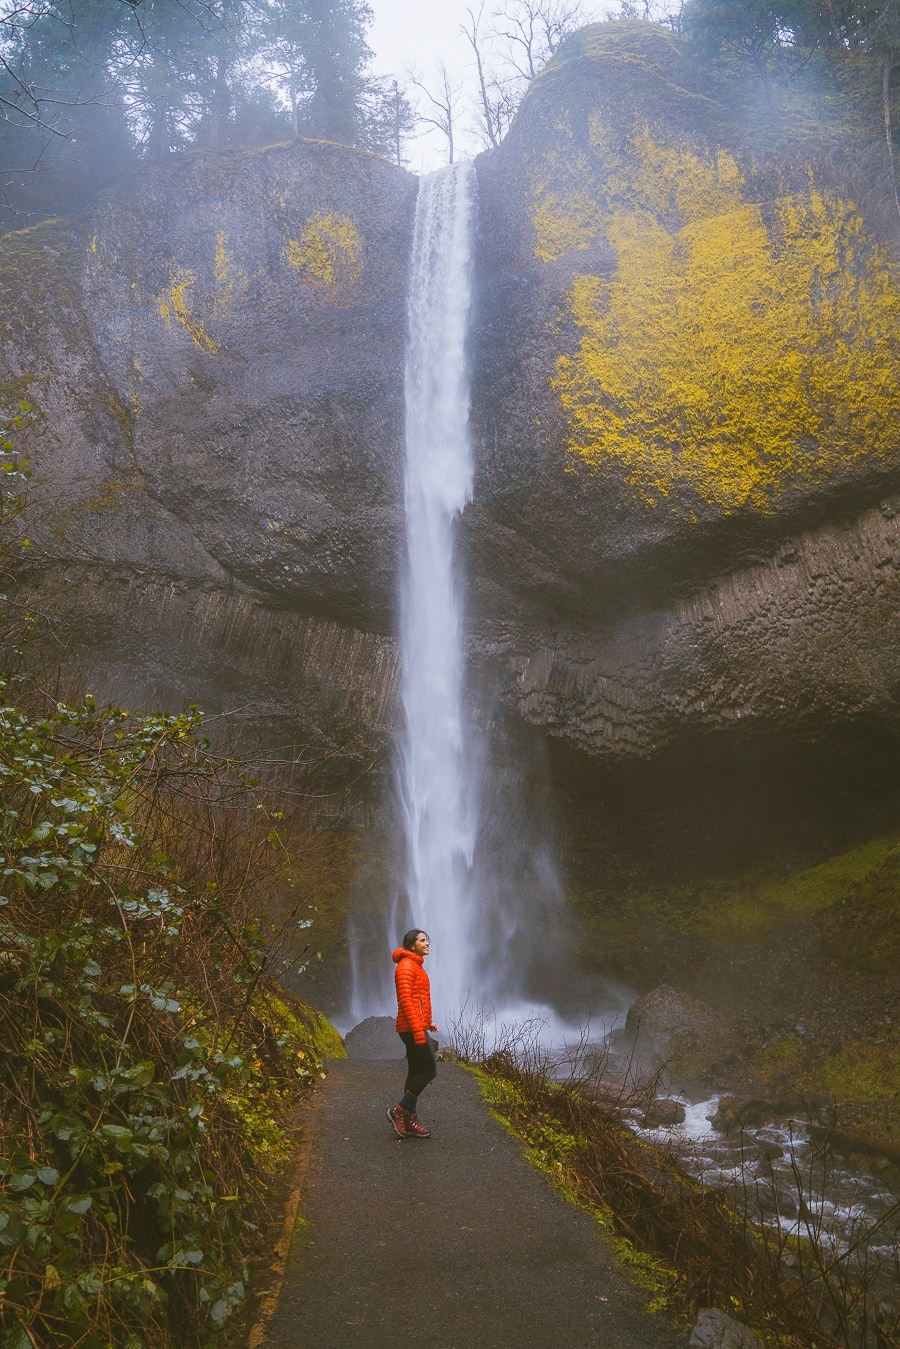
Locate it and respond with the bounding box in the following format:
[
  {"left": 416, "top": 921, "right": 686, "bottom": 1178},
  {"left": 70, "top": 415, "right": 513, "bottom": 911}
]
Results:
[
  {"left": 0, "top": 0, "right": 412, "bottom": 229},
  {"left": 113, "top": 0, "right": 251, "bottom": 160},
  {"left": 0, "top": 0, "right": 136, "bottom": 228},
  {"left": 298, "top": 0, "right": 372, "bottom": 142},
  {"left": 262, "top": 0, "right": 374, "bottom": 145},
  {"left": 357, "top": 76, "right": 417, "bottom": 163}
]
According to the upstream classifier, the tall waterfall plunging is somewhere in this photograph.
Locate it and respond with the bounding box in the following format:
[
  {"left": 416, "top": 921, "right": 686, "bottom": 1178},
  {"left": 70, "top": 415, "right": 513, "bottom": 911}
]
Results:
[
  {"left": 399, "top": 162, "right": 478, "bottom": 1022},
  {"left": 345, "top": 159, "right": 631, "bottom": 1041}
]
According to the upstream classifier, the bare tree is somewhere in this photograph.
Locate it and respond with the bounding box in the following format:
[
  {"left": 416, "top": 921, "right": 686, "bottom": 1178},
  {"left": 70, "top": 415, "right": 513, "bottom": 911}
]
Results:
[
  {"left": 0, "top": 1, "right": 104, "bottom": 138},
  {"left": 358, "top": 76, "right": 417, "bottom": 164},
  {"left": 461, "top": 3, "right": 519, "bottom": 148},
  {"left": 463, "top": 3, "right": 500, "bottom": 148},
  {"left": 496, "top": 0, "right": 588, "bottom": 81},
  {"left": 411, "top": 61, "right": 462, "bottom": 163},
  {"left": 459, "top": 0, "right": 592, "bottom": 150},
  {"left": 614, "top": 0, "right": 684, "bottom": 24}
]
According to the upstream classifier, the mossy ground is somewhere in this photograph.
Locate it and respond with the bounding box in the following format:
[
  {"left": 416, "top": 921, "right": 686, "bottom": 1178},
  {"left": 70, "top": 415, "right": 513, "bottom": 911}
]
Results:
[
  {"left": 0, "top": 220, "right": 81, "bottom": 330},
  {"left": 575, "top": 826, "right": 900, "bottom": 954},
  {"left": 582, "top": 830, "right": 900, "bottom": 944}
]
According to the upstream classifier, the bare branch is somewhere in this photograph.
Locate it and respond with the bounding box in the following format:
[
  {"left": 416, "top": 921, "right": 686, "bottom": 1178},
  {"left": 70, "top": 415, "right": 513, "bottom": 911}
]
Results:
[
  {"left": 496, "top": 0, "right": 588, "bottom": 81},
  {"left": 462, "top": 3, "right": 502, "bottom": 148},
  {"left": 410, "top": 60, "right": 462, "bottom": 163}
]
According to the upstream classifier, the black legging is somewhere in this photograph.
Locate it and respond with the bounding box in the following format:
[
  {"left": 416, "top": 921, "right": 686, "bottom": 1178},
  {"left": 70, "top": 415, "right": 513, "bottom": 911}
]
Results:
[{"left": 399, "top": 1032, "right": 437, "bottom": 1098}]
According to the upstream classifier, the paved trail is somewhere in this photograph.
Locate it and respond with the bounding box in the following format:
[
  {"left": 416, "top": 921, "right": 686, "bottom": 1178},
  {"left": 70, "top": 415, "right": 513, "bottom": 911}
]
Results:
[{"left": 267, "top": 1059, "right": 689, "bottom": 1349}]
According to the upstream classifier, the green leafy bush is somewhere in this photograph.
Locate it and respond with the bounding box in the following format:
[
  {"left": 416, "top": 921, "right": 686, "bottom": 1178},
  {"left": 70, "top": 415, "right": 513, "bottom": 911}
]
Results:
[{"left": 0, "top": 681, "right": 332, "bottom": 1347}]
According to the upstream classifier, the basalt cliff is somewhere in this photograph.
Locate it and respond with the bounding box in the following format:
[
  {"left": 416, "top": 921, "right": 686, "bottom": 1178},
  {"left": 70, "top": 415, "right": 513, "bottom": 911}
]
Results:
[{"left": 3, "top": 22, "right": 900, "bottom": 883}]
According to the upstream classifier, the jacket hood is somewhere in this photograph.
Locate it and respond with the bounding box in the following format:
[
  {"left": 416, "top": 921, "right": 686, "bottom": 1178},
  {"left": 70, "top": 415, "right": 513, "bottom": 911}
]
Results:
[{"left": 392, "top": 947, "right": 424, "bottom": 965}]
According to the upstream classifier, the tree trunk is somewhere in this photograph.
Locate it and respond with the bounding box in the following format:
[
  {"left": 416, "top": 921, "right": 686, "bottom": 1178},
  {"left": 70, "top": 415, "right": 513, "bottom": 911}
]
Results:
[
  {"left": 149, "top": 98, "right": 169, "bottom": 164},
  {"left": 208, "top": 52, "right": 229, "bottom": 149}
]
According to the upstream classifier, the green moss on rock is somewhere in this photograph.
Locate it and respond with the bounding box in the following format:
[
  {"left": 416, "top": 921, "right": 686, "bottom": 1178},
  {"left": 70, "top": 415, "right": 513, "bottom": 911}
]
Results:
[{"left": 581, "top": 829, "right": 900, "bottom": 949}]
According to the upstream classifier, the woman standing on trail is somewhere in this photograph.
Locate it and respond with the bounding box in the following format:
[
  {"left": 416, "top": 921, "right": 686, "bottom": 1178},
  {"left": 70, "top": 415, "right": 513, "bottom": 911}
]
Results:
[{"left": 387, "top": 929, "right": 439, "bottom": 1139}]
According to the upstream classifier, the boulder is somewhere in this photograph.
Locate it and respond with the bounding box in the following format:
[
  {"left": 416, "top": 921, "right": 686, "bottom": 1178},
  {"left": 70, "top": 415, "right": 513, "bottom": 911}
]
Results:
[
  {"left": 622, "top": 985, "right": 747, "bottom": 1088},
  {"left": 689, "top": 1308, "right": 762, "bottom": 1349},
  {"left": 709, "top": 1096, "right": 811, "bottom": 1133},
  {"left": 344, "top": 1017, "right": 405, "bottom": 1060},
  {"left": 642, "top": 1097, "right": 687, "bottom": 1129}
]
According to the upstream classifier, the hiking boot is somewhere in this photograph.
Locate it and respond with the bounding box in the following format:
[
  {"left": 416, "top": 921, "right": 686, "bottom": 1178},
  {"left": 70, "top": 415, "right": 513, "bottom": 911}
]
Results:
[
  {"left": 405, "top": 1112, "right": 431, "bottom": 1138},
  {"left": 386, "top": 1104, "right": 411, "bottom": 1138}
]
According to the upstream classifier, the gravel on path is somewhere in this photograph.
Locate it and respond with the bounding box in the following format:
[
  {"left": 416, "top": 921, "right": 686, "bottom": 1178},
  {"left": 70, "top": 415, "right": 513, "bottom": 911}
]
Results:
[{"left": 266, "top": 1058, "right": 690, "bottom": 1348}]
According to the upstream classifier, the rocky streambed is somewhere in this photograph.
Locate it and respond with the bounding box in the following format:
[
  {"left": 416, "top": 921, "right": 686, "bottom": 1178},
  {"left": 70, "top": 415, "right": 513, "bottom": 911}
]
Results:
[
  {"left": 629, "top": 1094, "right": 899, "bottom": 1313},
  {"left": 600, "top": 984, "right": 900, "bottom": 1340}
]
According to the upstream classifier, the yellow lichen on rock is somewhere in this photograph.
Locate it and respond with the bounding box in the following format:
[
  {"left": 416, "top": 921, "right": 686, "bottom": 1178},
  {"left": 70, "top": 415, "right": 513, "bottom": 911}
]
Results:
[
  {"left": 157, "top": 267, "right": 217, "bottom": 353},
  {"left": 531, "top": 151, "right": 606, "bottom": 262},
  {"left": 532, "top": 189, "right": 602, "bottom": 262},
  {"left": 600, "top": 129, "right": 745, "bottom": 225},
  {"left": 547, "top": 133, "right": 900, "bottom": 512},
  {"left": 212, "top": 228, "right": 247, "bottom": 316},
  {"left": 285, "top": 212, "right": 362, "bottom": 303}
]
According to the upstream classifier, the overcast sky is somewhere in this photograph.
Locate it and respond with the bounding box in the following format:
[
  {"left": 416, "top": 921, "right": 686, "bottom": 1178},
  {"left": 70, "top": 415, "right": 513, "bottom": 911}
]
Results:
[{"left": 366, "top": 0, "right": 612, "bottom": 173}]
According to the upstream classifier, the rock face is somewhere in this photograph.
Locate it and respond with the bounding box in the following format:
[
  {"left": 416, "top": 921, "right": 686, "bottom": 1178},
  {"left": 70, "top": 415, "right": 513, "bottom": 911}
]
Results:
[
  {"left": 468, "top": 23, "right": 900, "bottom": 780},
  {"left": 1, "top": 139, "right": 413, "bottom": 779},
  {"left": 2, "top": 25, "right": 900, "bottom": 861}
]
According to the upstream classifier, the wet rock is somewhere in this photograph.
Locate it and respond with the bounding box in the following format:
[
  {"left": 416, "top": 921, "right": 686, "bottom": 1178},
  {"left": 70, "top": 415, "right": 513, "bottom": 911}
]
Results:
[
  {"left": 710, "top": 1096, "right": 810, "bottom": 1133},
  {"left": 642, "top": 1097, "right": 687, "bottom": 1128},
  {"left": 344, "top": 1017, "right": 405, "bottom": 1060},
  {"left": 813, "top": 1126, "right": 900, "bottom": 1166},
  {"left": 3, "top": 139, "right": 414, "bottom": 787},
  {"left": 689, "top": 1307, "right": 762, "bottom": 1348},
  {"left": 471, "top": 20, "right": 900, "bottom": 799},
  {"left": 623, "top": 985, "right": 747, "bottom": 1089}
]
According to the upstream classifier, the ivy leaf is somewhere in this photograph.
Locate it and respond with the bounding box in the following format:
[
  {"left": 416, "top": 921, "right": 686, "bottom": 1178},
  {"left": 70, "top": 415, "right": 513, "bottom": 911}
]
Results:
[
  {"left": 2, "top": 1327, "right": 32, "bottom": 1349},
  {"left": 100, "top": 1125, "right": 133, "bottom": 1151}
]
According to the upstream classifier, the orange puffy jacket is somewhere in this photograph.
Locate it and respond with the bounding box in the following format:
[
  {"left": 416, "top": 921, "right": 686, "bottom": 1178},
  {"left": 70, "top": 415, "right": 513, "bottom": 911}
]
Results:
[{"left": 393, "top": 947, "right": 432, "bottom": 1045}]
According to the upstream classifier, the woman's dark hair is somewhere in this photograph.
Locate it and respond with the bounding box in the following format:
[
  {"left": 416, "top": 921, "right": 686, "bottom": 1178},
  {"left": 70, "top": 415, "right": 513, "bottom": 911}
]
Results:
[{"left": 402, "top": 929, "right": 428, "bottom": 951}]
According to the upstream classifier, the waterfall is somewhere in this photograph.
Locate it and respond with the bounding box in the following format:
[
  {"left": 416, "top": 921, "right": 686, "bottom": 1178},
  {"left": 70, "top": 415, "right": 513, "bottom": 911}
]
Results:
[
  {"left": 344, "top": 159, "right": 632, "bottom": 1046},
  {"left": 399, "top": 161, "right": 478, "bottom": 1023}
]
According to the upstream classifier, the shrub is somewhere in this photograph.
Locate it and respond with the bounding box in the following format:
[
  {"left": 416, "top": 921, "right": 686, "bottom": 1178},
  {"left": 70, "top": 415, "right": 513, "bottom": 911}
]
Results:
[{"left": 0, "top": 679, "right": 332, "bottom": 1347}]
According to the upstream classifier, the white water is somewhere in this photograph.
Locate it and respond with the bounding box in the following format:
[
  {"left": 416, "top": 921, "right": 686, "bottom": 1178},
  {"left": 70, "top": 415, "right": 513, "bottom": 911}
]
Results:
[
  {"left": 398, "top": 162, "right": 478, "bottom": 1024},
  {"left": 344, "top": 160, "right": 633, "bottom": 1040}
]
